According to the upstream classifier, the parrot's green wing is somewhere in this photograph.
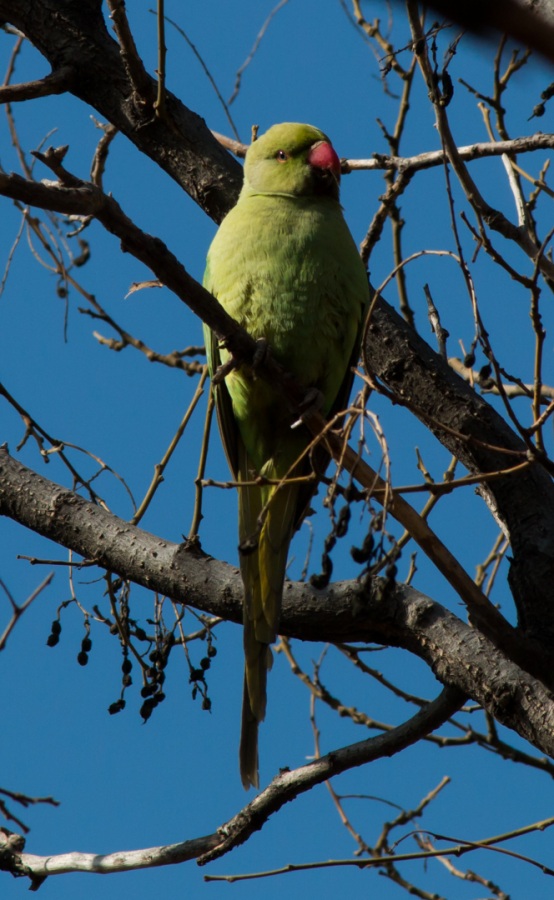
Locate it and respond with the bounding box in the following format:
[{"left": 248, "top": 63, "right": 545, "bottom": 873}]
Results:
[
  {"left": 293, "top": 297, "right": 367, "bottom": 527},
  {"left": 202, "top": 301, "right": 239, "bottom": 481}
]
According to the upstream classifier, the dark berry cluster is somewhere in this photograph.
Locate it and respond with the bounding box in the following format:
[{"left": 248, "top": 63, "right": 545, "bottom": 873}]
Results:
[
  {"left": 46, "top": 619, "right": 62, "bottom": 647},
  {"left": 77, "top": 634, "right": 92, "bottom": 666},
  {"left": 311, "top": 503, "right": 352, "bottom": 590},
  {"left": 189, "top": 639, "right": 217, "bottom": 712}
]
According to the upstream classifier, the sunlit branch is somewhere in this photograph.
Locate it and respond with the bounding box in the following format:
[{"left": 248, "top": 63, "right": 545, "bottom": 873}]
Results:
[
  {"left": 0, "top": 684, "right": 462, "bottom": 883},
  {"left": 212, "top": 130, "right": 554, "bottom": 174},
  {"left": 89, "top": 120, "right": 118, "bottom": 191},
  {"left": 153, "top": 0, "right": 166, "bottom": 119},
  {"left": 449, "top": 357, "right": 554, "bottom": 402},
  {"left": 189, "top": 385, "right": 215, "bottom": 540}
]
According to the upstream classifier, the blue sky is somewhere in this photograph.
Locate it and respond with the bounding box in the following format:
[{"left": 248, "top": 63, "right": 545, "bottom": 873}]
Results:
[{"left": 1, "top": 2, "right": 553, "bottom": 898}]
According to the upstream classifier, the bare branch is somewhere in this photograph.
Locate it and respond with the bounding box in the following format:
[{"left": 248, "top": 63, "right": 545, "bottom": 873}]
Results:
[
  {"left": 162, "top": 18, "right": 241, "bottom": 141},
  {"left": 0, "top": 826, "right": 220, "bottom": 881},
  {"left": 130, "top": 367, "right": 209, "bottom": 526},
  {"left": 0, "top": 65, "right": 73, "bottom": 102},
  {"left": 204, "top": 814, "right": 554, "bottom": 883},
  {"left": 1, "top": 446, "right": 553, "bottom": 755},
  {"left": 345, "top": 133, "right": 554, "bottom": 173},
  {"left": 0, "top": 574, "right": 54, "bottom": 651},
  {"left": 0, "top": 686, "right": 460, "bottom": 881},
  {"left": 0, "top": 0, "right": 242, "bottom": 222},
  {"left": 450, "top": 356, "right": 554, "bottom": 401},
  {"left": 228, "top": 0, "right": 291, "bottom": 105}
]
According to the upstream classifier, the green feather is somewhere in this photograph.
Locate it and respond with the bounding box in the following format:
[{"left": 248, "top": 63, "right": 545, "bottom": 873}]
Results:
[{"left": 204, "top": 123, "right": 368, "bottom": 789}]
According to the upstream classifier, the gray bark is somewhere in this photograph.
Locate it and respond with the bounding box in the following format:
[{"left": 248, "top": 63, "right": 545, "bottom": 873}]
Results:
[{"left": 1, "top": 447, "right": 553, "bottom": 757}]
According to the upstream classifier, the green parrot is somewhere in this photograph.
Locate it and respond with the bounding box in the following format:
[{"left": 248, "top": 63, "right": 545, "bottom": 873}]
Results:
[{"left": 203, "top": 122, "right": 368, "bottom": 790}]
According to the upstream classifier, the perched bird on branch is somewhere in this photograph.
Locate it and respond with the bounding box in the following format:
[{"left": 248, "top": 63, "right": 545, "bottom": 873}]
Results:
[{"left": 204, "top": 122, "right": 368, "bottom": 789}]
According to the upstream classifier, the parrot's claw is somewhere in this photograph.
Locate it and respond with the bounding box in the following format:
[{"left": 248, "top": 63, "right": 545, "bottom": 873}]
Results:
[
  {"left": 291, "top": 386, "right": 325, "bottom": 429},
  {"left": 239, "top": 534, "right": 259, "bottom": 555},
  {"left": 252, "top": 337, "right": 269, "bottom": 370},
  {"left": 212, "top": 355, "right": 240, "bottom": 385}
]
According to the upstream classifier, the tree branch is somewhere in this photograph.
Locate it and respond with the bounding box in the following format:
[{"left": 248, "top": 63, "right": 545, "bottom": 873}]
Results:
[
  {"left": 0, "top": 827, "right": 220, "bottom": 884},
  {"left": 345, "top": 133, "right": 554, "bottom": 173},
  {"left": 0, "top": 573, "right": 53, "bottom": 650},
  {"left": 407, "top": 4, "right": 554, "bottom": 284},
  {"left": 0, "top": 168, "right": 250, "bottom": 352},
  {"left": 1, "top": 446, "right": 553, "bottom": 756},
  {"left": 212, "top": 132, "right": 554, "bottom": 174},
  {"left": 0, "top": 64, "right": 74, "bottom": 101},
  {"left": 0, "top": 685, "right": 463, "bottom": 882},
  {"left": 197, "top": 685, "right": 465, "bottom": 864}
]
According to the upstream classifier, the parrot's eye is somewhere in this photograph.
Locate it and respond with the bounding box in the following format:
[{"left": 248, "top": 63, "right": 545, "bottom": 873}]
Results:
[{"left": 276, "top": 150, "right": 289, "bottom": 162}]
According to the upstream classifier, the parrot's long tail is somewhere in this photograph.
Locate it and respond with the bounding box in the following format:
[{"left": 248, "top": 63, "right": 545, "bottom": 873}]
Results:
[
  {"left": 238, "top": 454, "right": 299, "bottom": 790},
  {"left": 239, "top": 635, "right": 270, "bottom": 791}
]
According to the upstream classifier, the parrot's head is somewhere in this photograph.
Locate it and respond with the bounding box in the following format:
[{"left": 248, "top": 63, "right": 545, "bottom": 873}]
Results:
[{"left": 242, "top": 123, "right": 342, "bottom": 201}]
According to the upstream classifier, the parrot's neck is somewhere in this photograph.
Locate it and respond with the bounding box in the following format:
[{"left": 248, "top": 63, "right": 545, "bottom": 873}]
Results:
[{"left": 239, "top": 186, "right": 341, "bottom": 210}]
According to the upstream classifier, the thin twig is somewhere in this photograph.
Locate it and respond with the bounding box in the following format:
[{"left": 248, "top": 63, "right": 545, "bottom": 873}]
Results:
[
  {"left": 228, "top": 0, "right": 290, "bottom": 105},
  {"left": 131, "top": 366, "right": 209, "bottom": 526},
  {"left": 159, "top": 15, "right": 241, "bottom": 141},
  {"left": 0, "top": 574, "right": 54, "bottom": 651},
  {"left": 189, "top": 377, "right": 214, "bottom": 540},
  {"left": 153, "top": 0, "right": 166, "bottom": 118}
]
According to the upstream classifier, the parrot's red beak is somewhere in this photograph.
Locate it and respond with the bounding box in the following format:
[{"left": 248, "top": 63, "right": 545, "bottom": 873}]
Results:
[{"left": 308, "top": 140, "right": 341, "bottom": 180}]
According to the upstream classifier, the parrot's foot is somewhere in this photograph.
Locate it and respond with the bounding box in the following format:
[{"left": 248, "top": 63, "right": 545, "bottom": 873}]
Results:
[
  {"left": 252, "top": 337, "right": 269, "bottom": 370},
  {"left": 212, "top": 354, "right": 240, "bottom": 384},
  {"left": 239, "top": 534, "right": 259, "bottom": 555},
  {"left": 291, "top": 386, "right": 325, "bottom": 429},
  {"left": 214, "top": 338, "right": 269, "bottom": 384}
]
